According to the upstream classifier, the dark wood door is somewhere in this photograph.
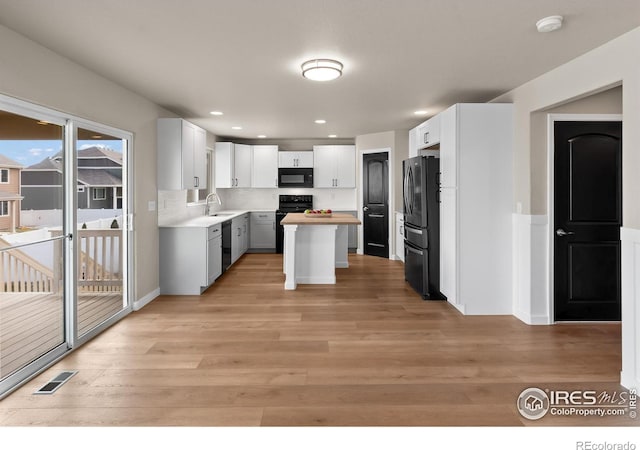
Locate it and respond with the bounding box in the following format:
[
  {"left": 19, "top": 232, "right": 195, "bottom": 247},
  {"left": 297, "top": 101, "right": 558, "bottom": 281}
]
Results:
[
  {"left": 554, "top": 121, "right": 622, "bottom": 321},
  {"left": 363, "top": 152, "right": 389, "bottom": 258}
]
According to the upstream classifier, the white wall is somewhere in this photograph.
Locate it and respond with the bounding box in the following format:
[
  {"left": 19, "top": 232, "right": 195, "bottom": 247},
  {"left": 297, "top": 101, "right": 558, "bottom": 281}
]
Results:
[{"left": 0, "top": 24, "right": 173, "bottom": 302}]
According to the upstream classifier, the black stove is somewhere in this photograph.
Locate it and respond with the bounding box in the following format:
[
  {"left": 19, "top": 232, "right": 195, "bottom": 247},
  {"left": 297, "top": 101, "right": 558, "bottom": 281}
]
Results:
[{"left": 276, "top": 195, "right": 313, "bottom": 253}]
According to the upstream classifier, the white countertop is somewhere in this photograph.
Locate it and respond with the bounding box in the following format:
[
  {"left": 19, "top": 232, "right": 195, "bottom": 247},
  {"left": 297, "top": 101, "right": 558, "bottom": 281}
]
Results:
[{"left": 160, "top": 210, "right": 252, "bottom": 228}]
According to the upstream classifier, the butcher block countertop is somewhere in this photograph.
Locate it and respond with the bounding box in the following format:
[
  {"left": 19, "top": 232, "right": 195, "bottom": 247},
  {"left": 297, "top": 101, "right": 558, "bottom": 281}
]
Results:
[{"left": 280, "top": 212, "right": 361, "bottom": 225}]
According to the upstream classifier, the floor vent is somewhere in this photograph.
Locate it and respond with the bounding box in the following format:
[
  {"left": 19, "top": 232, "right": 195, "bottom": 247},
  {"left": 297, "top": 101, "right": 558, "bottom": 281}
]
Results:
[{"left": 33, "top": 371, "right": 77, "bottom": 395}]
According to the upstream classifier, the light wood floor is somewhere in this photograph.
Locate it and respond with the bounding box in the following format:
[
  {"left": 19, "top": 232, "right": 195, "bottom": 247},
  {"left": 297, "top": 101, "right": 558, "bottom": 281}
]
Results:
[{"left": 0, "top": 254, "right": 633, "bottom": 426}]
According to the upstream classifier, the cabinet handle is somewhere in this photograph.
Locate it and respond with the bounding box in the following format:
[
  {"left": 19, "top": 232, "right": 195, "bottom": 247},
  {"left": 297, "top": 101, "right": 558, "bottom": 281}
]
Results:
[
  {"left": 424, "top": 131, "right": 429, "bottom": 144},
  {"left": 194, "top": 176, "right": 198, "bottom": 187}
]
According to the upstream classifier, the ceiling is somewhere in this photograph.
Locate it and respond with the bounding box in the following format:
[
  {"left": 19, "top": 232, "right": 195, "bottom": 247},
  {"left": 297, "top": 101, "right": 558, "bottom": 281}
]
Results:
[{"left": 0, "top": 0, "right": 638, "bottom": 141}]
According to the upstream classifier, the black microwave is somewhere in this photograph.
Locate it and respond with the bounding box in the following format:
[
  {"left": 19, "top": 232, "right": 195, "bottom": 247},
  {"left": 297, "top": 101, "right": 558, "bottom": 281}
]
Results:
[{"left": 278, "top": 168, "right": 313, "bottom": 188}]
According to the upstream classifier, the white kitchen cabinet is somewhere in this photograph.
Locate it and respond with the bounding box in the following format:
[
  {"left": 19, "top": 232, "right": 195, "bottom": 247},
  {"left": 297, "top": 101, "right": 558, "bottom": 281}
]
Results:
[
  {"left": 313, "top": 145, "right": 356, "bottom": 188},
  {"left": 408, "top": 127, "right": 419, "bottom": 158},
  {"left": 231, "top": 213, "right": 250, "bottom": 263},
  {"left": 416, "top": 114, "right": 441, "bottom": 150},
  {"left": 159, "top": 224, "right": 221, "bottom": 295},
  {"left": 249, "top": 211, "right": 276, "bottom": 251},
  {"left": 252, "top": 145, "right": 278, "bottom": 188},
  {"left": 207, "top": 225, "right": 222, "bottom": 285},
  {"left": 215, "top": 142, "right": 252, "bottom": 188},
  {"left": 278, "top": 151, "right": 314, "bottom": 168},
  {"left": 157, "top": 118, "right": 207, "bottom": 190},
  {"left": 438, "top": 103, "right": 513, "bottom": 315},
  {"left": 242, "top": 213, "right": 250, "bottom": 254},
  {"left": 395, "top": 212, "right": 405, "bottom": 262},
  {"left": 334, "top": 210, "right": 358, "bottom": 250}
]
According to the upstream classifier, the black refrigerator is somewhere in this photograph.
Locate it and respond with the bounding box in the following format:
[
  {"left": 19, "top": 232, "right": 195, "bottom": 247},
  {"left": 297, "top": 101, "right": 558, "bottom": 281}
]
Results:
[{"left": 402, "top": 155, "right": 443, "bottom": 300}]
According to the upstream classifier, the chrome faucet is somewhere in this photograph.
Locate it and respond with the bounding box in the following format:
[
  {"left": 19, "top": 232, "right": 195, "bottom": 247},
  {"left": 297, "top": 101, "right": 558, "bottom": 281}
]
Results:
[{"left": 204, "top": 192, "right": 221, "bottom": 216}]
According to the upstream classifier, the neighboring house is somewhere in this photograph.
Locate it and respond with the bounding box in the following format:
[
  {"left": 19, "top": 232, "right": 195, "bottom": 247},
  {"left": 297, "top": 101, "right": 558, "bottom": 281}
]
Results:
[
  {"left": 0, "top": 154, "right": 24, "bottom": 232},
  {"left": 21, "top": 146, "right": 122, "bottom": 210}
]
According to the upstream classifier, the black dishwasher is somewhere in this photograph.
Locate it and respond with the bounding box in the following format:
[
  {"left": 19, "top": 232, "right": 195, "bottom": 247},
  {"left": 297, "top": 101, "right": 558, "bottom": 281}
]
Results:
[{"left": 222, "top": 220, "right": 232, "bottom": 272}]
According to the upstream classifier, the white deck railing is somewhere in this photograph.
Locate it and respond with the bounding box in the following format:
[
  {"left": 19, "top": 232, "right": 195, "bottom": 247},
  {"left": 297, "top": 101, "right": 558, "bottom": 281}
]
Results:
[{"left": 0, "top": 229, "right": 122, "bottom": 293}]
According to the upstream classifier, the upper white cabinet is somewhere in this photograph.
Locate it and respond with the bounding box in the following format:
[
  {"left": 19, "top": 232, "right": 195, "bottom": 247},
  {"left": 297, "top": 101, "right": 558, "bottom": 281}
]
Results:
[
  {"left": 408, "top": 127, "right": 418, "bottom": 158},
  {"left": 215, "top": 142, "right": 251, "bottom": 188},
  {"left": 313, "top": 145, "right": 356, "bottom": 188},
  {"left": 278, "top": 151, "right": 313, "bottom": 168},
  {"left": 252, "top": 145, "right": 278, "bottom": 188},
  {"left": 438, "top": 103, "right": 513, "bottom": 315},
  {"left": 157, "top": 118, "right": 207, "bottom": 190},
  {"left": 417, "top": 114, "right": 441, "bottom": 149},
  {"left": 409, "top": 114, "right": 441, "bottom": 157}
]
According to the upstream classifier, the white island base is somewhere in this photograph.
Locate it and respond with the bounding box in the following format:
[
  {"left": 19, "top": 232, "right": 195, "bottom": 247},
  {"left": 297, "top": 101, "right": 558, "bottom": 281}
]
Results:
[{"left": 281, "top": 213, "right": 360, "bottom": 290}]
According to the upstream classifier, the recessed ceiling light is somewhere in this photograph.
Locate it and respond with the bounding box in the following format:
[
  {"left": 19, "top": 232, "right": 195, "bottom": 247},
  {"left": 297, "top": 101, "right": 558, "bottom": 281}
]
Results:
[
  {"left": 301, "top": 59, "right": 343, "bottom": 81},
  {"left": 231, "top": 126, "right": 242, "bottom": 130},
  {"left": 414, "top": 110, "right": 429, "bottom": 115},
  {"left": 536, "top": 15, "right": 563, "bottom": 33},
  {"left": 315, "top": 119, "right": 326, "bottom": 124},
  {"left": 37, "top": 120, "right": 49, "bottom": 125},
  {"left": 257, "top": 135, "right": 267, "bottom": 138},
  {"left": 210, "top": 111, "right": 223, "bottom": 116},
  {"left": 328, "top": 134, "right": 337, "bottom": 138},
  {"left": 91, "top": 135, "right": 103, "bottom": 139}
]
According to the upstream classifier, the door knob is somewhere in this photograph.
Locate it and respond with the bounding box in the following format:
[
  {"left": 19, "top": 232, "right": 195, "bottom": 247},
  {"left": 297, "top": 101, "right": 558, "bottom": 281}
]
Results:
[
  {"left": 556, "top": 228, "right": 575, "bottom": 236},
  {"left": 363, "top": 206, "right": 369, "bottom": 211}
]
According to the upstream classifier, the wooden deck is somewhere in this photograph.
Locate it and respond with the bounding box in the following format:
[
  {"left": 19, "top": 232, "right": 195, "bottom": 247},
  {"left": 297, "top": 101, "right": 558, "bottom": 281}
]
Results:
[
  {"left": 0, "top": 291, "right": 123, "bottom": 379},
  {"left": 0, "top": 254, "right": 633, "bottom": 426}
]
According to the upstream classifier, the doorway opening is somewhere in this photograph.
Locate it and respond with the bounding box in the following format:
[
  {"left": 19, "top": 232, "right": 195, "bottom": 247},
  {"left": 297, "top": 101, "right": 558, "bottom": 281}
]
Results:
[{"left": 0, "top": 95, "right": 133, "bottom": 398}]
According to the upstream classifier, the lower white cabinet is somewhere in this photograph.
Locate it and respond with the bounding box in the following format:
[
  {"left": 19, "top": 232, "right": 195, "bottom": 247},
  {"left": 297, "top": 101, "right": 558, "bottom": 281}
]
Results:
[
  {"left": 160, "top": 224, "right": 222, "bottom": 295},
  {"left": 395, "top": 212, "right": 405, "bottom": 262},
  {"left": 207, "top": 226, "right": 222, "bottom": 285},
  {"left": 334, "top": 210, "right": 358, "bottom": 250},
  {"left": 232, "top": 213, "right": 250, "bottom": 263},
  {"left": 249, "top": 211, "right": 276, "bottom": 251}
]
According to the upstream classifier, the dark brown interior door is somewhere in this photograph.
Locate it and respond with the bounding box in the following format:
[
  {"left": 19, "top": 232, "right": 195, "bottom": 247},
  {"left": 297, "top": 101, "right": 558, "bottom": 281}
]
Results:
[
  {"left": 363, "top": 152, "right": 388, "bottom": 258},
  {"left": 554, "top": 120, "right": 622, "bottom": 321}
]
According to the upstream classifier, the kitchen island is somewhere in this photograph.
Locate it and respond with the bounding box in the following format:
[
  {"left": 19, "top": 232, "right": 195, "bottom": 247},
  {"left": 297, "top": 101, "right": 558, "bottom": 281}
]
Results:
[{"left": 280, "top": 212, "right": 361, "bottom": 290}]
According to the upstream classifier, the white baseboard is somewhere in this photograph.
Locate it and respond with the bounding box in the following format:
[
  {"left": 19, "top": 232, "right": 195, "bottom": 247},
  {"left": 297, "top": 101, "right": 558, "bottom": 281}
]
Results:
[
  {"left": 133, "top": 287, "right": 160, "bottom": 311},
  {"left": 621, "top": 227, "right": 640, "bottom": 388}
]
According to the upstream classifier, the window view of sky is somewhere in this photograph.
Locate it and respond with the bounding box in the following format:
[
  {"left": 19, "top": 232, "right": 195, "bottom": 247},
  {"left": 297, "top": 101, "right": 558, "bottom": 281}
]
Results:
[{"left": 0, "top": 140, "right": 123, "bottom": 167}]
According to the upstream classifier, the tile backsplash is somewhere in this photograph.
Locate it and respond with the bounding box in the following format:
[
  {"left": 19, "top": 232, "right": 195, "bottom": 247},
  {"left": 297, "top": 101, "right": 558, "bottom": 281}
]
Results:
[{"left": 158, "top": 188, "right": 357, "bottom": 226}]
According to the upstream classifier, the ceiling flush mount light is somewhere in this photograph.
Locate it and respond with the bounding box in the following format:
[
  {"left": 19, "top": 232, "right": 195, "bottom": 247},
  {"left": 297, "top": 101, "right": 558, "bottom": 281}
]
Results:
[
  {"left": 315, "top": 119, "right": 326, "bottom": 124},
  {"left": 328, "top": 134, "right": 337, "bottom": 138},
  {"left": 536, "top": 15, "right": 563, "bottom": 33},
  {"left": 301, "top": 59, "right": 343, "bottom": 81},
  {"left": 210, "top": 111, "right": 223, "bottom": 116},
  {"left": 257, "top": 135, "right": 267, "bottom": 138},
  {"left": 414, "top": 110, "right": 429, "bottom": 116},
  {"left": 231, "top": 126, "right": 242, "bottom": 130}
]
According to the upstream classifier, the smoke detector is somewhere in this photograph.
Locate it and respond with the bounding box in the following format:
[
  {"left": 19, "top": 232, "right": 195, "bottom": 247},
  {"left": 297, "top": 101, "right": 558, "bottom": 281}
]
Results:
[{"left": 536, "top": 15, "right": 563, "bottom": 33}]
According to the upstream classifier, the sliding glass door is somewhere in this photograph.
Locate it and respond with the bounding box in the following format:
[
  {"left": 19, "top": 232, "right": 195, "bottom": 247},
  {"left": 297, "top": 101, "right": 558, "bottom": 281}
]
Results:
[
  {"left": 74, "top": 125, "right": 128, "bottom": 340},
  {"left": 0, "top": 109, "right": 69, "bottom": 392},
  {"left": 0, "top": 98, "right": 132, "bottom": 397}
]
